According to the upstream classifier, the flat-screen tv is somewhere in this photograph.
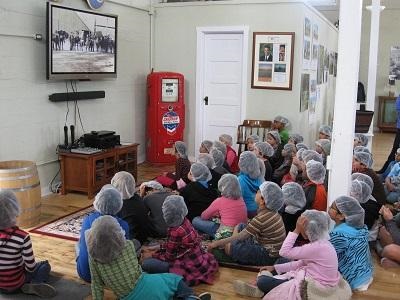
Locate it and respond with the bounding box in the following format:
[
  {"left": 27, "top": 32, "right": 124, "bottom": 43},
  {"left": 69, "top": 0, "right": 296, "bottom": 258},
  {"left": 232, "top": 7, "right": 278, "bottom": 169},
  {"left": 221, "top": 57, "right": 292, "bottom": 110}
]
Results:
[{"left": 46, "top": 3, "right": 117, "bottom": 80}]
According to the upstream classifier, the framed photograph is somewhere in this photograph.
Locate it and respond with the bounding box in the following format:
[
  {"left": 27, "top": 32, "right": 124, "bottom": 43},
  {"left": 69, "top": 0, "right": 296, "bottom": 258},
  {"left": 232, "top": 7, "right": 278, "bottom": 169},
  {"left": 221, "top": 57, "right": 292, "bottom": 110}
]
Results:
[{"left": 251, "top": 32, "right": 295, "bottom": 90}]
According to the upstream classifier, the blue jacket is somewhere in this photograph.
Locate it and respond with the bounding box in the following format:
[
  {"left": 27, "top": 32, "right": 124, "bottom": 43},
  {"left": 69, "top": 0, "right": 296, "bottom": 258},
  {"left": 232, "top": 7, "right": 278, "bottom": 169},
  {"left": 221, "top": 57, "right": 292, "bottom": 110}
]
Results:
[
  {"left": 237, "top": 173, "right": 262, "bottom": 213},
  {"left": 76, "top": 211, "right": 129, "bottom": 282}
]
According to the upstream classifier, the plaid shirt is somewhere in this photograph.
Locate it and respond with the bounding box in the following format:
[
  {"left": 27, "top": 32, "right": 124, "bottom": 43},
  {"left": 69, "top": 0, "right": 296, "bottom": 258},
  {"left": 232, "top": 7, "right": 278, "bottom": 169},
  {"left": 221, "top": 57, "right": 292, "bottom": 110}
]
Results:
[
  {"left": 89, "top": 240, "right": 141, "bottom": 300},
  {"left": 153, "top": 218, "right": 218, "bottom": 286}
]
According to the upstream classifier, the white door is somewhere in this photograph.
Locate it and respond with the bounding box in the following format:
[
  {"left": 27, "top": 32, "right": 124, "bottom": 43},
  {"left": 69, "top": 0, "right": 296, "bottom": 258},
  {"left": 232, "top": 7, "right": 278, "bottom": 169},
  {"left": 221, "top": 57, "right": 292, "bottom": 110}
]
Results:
[{"left": 196, "top": 27, "right": 248, "bottom": 154}]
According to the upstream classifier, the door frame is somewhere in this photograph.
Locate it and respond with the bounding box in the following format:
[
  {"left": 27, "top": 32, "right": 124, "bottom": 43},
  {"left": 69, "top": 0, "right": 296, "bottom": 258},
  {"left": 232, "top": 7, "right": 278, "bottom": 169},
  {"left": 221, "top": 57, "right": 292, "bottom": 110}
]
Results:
[{"left": 195, "top": 26, "right": 249, "bottom": 156}]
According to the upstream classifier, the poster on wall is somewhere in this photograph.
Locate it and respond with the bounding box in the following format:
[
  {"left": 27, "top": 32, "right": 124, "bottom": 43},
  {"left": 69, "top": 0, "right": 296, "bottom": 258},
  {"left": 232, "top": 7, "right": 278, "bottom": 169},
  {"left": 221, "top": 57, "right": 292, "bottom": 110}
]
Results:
[
  {"left": 313, "top": 23, "right": 319, "bottom": 42},
  {"left": 389, "top": 46, "right": 400, "bottom": 80},
  {"left": 317, "top": 45, "right": 325, "bottom": 84},
  {"left": 308, "top": 72, "right": 317, "bottom": 125},
  {"left": 251, "top": 32, "right": 295, "bottom": 90},
  {"left": 324, "top": 50, "right": 329, "bottom": 83},
  {"left": 300, "top": 73, "right": 310, "bottom": 112},
  {"left": 303, "top": 17, "right": 311, "bottom": 70},
  {"left": 329, "top": 52, "right": 334, "bottom": 75},
  {"left": 311, "top": 43, "right": 318, "bottom": 70}
]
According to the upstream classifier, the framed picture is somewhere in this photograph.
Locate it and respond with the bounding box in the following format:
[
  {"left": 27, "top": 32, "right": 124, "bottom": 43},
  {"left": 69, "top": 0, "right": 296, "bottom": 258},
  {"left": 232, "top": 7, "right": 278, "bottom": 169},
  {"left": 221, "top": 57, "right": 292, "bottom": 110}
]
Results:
[{"left": 251, "top": 32, "right": 295, "bottom": 90}]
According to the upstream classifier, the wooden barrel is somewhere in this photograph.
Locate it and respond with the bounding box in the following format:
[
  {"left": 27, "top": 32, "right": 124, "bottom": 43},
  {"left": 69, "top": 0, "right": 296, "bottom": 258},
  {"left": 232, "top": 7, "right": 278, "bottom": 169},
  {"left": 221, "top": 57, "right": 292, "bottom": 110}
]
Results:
[{"left": 0, "top": 161, "right": 41, "bottom": 228}]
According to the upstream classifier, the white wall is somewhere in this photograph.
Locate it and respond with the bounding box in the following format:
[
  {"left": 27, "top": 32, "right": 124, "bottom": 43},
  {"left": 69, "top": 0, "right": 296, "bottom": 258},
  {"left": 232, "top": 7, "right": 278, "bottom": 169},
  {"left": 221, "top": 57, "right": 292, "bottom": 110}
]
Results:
[
  {"left": 0, "top": 0, "right": 151, "bottom": 195},
  {"left": 153, "top": 0, "right": 337, "bottom": 156}
]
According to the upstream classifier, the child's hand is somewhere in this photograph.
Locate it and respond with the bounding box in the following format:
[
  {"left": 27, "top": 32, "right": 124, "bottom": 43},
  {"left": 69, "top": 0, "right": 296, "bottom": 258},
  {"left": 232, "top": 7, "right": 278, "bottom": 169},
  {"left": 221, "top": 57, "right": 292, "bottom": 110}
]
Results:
[
  {"left": 294, "top": 215, "right": 308, "bottom": 234},
  {"left": 380, "top": 206, "right": 394, "bottom": 221},
  {"left": 259, "top": 265, "right": 275, "bottom": 272},
  {"left": 207, "top": 241, "right": 217, "bottom": 251}
]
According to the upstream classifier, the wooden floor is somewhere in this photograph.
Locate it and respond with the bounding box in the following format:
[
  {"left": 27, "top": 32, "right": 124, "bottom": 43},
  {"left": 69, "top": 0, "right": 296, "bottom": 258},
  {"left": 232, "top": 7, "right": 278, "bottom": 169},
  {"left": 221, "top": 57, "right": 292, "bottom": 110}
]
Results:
[{"left": 27, "top": 134, "right": 400, "bottom": 299}]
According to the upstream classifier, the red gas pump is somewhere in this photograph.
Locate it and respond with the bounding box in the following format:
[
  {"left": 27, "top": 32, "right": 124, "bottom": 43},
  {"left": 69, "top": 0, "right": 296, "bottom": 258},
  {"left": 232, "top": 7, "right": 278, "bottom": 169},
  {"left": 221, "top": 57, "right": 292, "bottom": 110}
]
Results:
[{"left": 146, "top": 71, "right": 185, "bottom": 163}]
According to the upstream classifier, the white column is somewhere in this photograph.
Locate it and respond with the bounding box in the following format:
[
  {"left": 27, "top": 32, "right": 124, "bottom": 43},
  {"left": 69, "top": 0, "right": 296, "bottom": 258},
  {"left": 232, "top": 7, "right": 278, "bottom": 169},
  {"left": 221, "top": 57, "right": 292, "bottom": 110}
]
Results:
[
  {"left": 327, "top": 0, "right": 363, "bottom": 206},
  {"left": 364, "top": 0, "right": 385, "bottom": 149}
]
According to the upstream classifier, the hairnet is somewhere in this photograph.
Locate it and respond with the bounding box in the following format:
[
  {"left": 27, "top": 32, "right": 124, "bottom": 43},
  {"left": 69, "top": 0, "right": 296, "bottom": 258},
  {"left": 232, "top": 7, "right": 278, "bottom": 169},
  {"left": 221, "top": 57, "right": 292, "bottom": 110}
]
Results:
[
  {"left": 255, "top": 142, "right": 274, "bottom": 158},
  {"left": 354, "top": 133, "right": 368, "bottom": 146},
  {"left": 354, "top": 146, "right": 371, "bottom": 154},
  {"left": 218, "top": 174, "right": 242, "bottom": 199},
  {"left": 353, "top": 151, "right": 372, "bottom": 168},
  {"left": 282, "top": 143, "right": 296, "bottom": 158},
  {"left": 162, "top": 195, "right": 188, "bottom": 227},
  {"left": 319, "top": 125, "right": 332, "bottom": 137},
  {"left": 350, "top": 180, "right": 372, "bottom": 204},
  {"left": 213, "top": 140, "right": 227, "bottom": 156},
  {"left": 86, "top": 215, "right": 127, "bottom": 264},
  {"left": 335, "top": 196, "right": 365, "bottom": 228},
  {"left": 302, "top": 150, "right": 323, "bottom": 164},
  {"left": 259, "top": 181, "right": 283, "bottom": 212},
  {"left": 247, "top": 134, "right": 260, "bottom": 144},
  {"left": 190, "top": 162, "right": 212, "bottom": 182},
  {"left": 306, "top": 160, "right": 326, "bottom": 184},
  {"left": 198, "top": 153, "right": 215, "bottom": 169},
  {"left": 296, "top": 148, "right": 306, "bottom": 161},
  {"left": 289, "top": 133, "right": 304, "bottom": 144},
  {"left": 93, "top": 185, "right": 123, "bottom": 215},
  {"left": 239, "top": 151, "right": 261, "bottom": 179},
  {"left": 111, "top": 171, "right": 136, "bottom": 199},
  {"left": 175, "top": 141, "right": 188, "bottom": 159},
  {"left": 282, "top": 182, "right": 306, "bottom": 212},
  {"left": 302, "top": 210, "right": 330, "bottom": 242},
  {"left": 258, "top": 158, "right": 266, "bottom": 182},
  {"left": 210, "top": 148, "right": 225, "bottom": 168},
  {"left": 268, "top": 131, "right": 281, "bottom": 145},
  {"left": 201, "top": 140, "right": 213, "bottom": 152},
  {"left": 219, "top": 134, "right": 233, "bottom": 146},
  {"left": 350, "top": 173, "right": 374, "bottom": 191},
  {"left": 296, "top": 143, "right": 309, "bottom": 151},
  {"left": 315, "top": 139, "right": 331, "bottom": 156},
  {"left": 0, "top": 190, "right": 20, "bottom": 230},
  {"left": 274, "top": 115, "right": 289, "bottom": 125},
  {"left": 142, "top": 180, "right": 164, "bottom": 191}
]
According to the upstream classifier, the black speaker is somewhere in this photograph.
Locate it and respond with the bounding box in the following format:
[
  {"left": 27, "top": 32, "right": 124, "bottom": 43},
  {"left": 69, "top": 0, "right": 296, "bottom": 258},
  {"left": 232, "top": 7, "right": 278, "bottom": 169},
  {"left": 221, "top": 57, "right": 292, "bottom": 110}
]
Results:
[{"left": 49, "top": 91, "right": 105, "bottom": 102}]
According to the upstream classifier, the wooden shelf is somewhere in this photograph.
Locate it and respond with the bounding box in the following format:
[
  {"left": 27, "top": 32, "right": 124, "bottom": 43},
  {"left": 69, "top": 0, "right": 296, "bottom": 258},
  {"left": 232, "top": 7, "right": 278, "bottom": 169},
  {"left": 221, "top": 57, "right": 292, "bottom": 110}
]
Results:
[{"left": 59, "top": 144, "right": 139, "bottom": 199}]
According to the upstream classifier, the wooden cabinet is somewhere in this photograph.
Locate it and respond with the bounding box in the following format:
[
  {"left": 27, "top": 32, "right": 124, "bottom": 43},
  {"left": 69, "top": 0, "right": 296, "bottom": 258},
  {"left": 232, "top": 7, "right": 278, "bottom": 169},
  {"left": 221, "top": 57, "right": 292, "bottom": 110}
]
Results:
[
  {"left": 378, "top": 96, "right": 397, "bottom": 132},
  {"left": 59, "top": 144, "right": 139, "bottom": 199}
]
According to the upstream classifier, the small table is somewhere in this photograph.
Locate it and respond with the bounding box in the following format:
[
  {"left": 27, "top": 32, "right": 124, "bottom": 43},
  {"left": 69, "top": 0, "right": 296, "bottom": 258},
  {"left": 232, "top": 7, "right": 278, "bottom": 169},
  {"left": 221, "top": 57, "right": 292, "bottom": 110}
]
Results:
[{"left": 378, "top": 96, "right": 397, "bottom": 133}]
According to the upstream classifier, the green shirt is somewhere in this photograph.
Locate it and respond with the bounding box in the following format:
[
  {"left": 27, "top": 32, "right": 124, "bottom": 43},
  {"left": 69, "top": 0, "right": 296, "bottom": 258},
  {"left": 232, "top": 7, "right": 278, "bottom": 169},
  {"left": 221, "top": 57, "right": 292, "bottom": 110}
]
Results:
[
  {"left": 89, "top": 240, "right": 142, "bottom": 300},
  {"left": 280, "top": 128, "right": 289, "bottom": 145}
]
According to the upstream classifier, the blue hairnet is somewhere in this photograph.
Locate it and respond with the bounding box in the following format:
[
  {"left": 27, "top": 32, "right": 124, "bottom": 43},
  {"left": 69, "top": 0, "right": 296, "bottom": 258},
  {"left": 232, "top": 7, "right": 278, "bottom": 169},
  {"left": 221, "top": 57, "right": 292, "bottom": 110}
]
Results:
[
  {"left": 111, "top": 171, "right": 136, "bottom": 199},
  {"left": 175, "top": 141, "right": 188, "bottom": 159},
  {"left": 268, "top": 131, "right": 281, "bottom": 144},
  {"left": 289, "top": 133, "right": 304, "bottom": 144},
  {"left": 162, "top": 195, "right": 188, "bottom": 227},
  {"left": 259, "top": 181, "right": 283, "bottom": 212},
  {"left": 190, "top": 162, "right": 212, "bottom": 182},
  {"left": 239, "top": 151, "right": 260, "bottom": 179},
  {"left": 319, "top": 125, "right": 332, "bottom": 137},
  {"left": 354, "top": 146, "right": 371, "bottom": 154},
  {"left": 354, "top": 133, "right": 368, "bottom": 147},
  {"left": 0, "top": 190, "right": 20, "bottom": 230},
  {"left": 315, "top": 139, "right": 331, "bottom": 156},
  {"left": 335, "top": 196, "right": 365, "bottom": 228},
  {"left": 306, "top": 160, "right": 326, "bottom": 184},
  {"left": 218, "top": 174, "right": 241, "bottom": 199},
  {"left": 93, "top": 185, "right": 123, "bottom": 215},
  {"left": 353, "top": 152, "right": 372, "bottom": 168},
  {"left": 350, "top": 173, "right": 374, "bottom": 191}
]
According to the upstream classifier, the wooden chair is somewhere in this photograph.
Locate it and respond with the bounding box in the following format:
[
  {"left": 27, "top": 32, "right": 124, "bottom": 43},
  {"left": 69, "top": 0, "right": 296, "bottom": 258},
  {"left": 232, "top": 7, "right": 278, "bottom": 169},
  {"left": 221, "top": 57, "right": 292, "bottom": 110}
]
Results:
[{"left": 237, "top": 119, "right": 272, "bottom": 156}]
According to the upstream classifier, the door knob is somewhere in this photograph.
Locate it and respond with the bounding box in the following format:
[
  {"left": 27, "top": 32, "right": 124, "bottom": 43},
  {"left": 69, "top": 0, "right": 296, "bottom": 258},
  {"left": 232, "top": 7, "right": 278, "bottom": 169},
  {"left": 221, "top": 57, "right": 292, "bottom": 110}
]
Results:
[{"left": 204, "top": 96, "right": 209, "bottom": 105}]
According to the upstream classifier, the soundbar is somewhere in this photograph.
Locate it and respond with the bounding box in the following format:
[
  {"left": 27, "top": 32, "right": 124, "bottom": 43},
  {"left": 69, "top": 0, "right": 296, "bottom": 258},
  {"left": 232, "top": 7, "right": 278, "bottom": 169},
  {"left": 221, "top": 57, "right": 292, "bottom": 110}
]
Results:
[{"left": 49, "top": 91, "right": 105, "bottom": 102}]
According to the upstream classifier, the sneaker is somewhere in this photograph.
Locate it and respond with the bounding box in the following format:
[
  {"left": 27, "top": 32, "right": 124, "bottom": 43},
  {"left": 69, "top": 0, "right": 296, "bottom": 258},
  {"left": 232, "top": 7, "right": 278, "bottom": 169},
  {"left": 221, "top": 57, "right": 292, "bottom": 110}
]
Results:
[
  {"left": 233, "top": 279, "right": 264, "bottom": 298},
  {"left": 21, "top": 283, "right": 57, "bottom": 298},
  {"left": 198, "top": 292, "right": 212, "bottom": 300}
]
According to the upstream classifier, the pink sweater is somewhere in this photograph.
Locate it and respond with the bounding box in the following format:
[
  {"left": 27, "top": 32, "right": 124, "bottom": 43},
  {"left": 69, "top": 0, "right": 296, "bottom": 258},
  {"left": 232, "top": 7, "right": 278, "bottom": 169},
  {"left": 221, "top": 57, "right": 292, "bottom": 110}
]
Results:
[{"left": 200, "top": 196, "right": 247, "bottom": 227}]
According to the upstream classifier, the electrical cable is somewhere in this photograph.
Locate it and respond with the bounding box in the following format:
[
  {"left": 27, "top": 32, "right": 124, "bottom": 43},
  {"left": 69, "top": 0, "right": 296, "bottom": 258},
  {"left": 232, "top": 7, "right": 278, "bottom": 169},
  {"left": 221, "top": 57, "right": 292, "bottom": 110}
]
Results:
[
  {"left": 71, "top": 80, "right": 85, "bottom": 133},
  {"left": 64, "top": 81, "right": 70, "bottom": 126},
  {"left": 49, "top": 160, "right": 61, "bottom": 194}
]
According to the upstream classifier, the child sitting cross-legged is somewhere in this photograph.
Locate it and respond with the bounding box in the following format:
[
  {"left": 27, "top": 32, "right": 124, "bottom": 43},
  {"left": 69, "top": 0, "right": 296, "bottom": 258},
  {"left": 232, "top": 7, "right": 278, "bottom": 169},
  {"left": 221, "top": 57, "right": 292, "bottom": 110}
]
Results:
[
  {"left": 233, "top": 210, "right": 351, "bottom": 299},
  {"left": 207, "top": 182, "right": 286, "bottom": 266}
]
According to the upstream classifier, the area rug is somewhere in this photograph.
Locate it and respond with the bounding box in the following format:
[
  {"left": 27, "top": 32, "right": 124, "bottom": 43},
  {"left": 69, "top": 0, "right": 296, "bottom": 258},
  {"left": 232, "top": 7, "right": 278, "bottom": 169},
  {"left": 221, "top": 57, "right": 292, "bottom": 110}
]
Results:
[
  {"left": 0, "top": 275, "right": 91, "bottom": 300},
  {"left": 30, "top": 206, "right": 94, "bottom": 241}
]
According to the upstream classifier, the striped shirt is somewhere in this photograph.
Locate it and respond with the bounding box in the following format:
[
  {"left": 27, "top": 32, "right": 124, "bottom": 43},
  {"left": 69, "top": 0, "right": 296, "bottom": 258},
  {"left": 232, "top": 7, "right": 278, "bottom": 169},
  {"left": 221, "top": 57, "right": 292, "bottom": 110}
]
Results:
[
  {"left": 0, "top": 227, "right": 36, "bottom": 291},
  {"left": 245, "top": 209, "right": 286, "bottom": 257}
]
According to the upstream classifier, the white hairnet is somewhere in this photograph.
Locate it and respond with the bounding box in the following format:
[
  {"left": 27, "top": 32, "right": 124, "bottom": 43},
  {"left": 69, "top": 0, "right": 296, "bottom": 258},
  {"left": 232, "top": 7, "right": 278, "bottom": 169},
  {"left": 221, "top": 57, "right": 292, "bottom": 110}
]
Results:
[
  {"left": 201, "top": 140, "right": 213, "bottom": 152},
  {"left": 0, "top": 190, "right": 20, "bottom": 230},
  {"left": 296, "top": 143, "right": 309, "bottom": 151},
  {"left": 319, "top": 125, "right": 332, "bottom": 137},
  {"left": 274, "top": 115, "right": 289, "bottom": 125},
  {"left": 282, "top": 143, "right": 296, "bottom": 158},
  {"left": 239, "top": 151, "right": 261, "bottom": 179},
  {"left": 162, "top": 195, "right": 188, "bottom": 227},
  {"left": 142, "top": 180, "right": 164, "bottom": 191},
  {"left": 175, "top": 141, "right": 188, "bottom": 159},
  {"left": 335, "top": 196, "right": 365, "bottom": 228},
  {"left": 268, "top": 131, "right": 281, "bottom": 145},
  {"left": 306, "top": 160, "right": 326, "bottom": 184},
  {"left": 111, "top": 171, "right": 136, "bottom": 199},
  {"left": 218, "top": 174, "right": 241, "bottom": 199},
  {"left": 289, "top": 133, "right": 304, "bottom": 144},
  {"left": 190, "top": 162, "right": 212, "bottom": 182},
  {"left": 282, "top": 182, "right": 306, "bottom": 212},
  {"left": 302, "top": 210, "right": 330, "bottom": 242},
  {"left": 259, "top": 181, "right": 283, "bottom": 212},
  {"left": 302, "top": 150, "right": 323, "bottom": 164},
  {"left": 247, "top": 134, "right": 260, "bottom": 143},
  {"left": 93, "top": 185, "right": 123, "bottom": 215},
  {"left": 296, "top": 148, "right": 306, "bottom": 161},
  {"left": 86, "top": 215, "right": 127, "bottom": 264},
  {"left": 255, "top": 142, "right": 274, "bottom": 158},
  {"left": 350, "top": 180, "right": 372, "bottom": 204},
  {"left": 354, "top": 146, "right": 371, "bottom": 154},
  {"left": 354, "top": 133, "right": 368, "bottom": 146},
  {"left": 353, "top": 152, "right": 372, "bottom": 168},
  {"left": 210, "top": 148, "right": 225, "bottom": 168},
  {"left": 315, "top": 139, "right": 331, "bottom": 156},
  {"left": 350, "top": 173, "right": 374, "bottom": 191},
  {"left": 213, "top": 141, "right": 227, "bottom": 156},
  {"left": 197, "top": 153, "right": 215, "bottom": 169},
  {"left": 219, "top": 134, "right": 233, "bottom": 146},
  {"left": 258, "top": 158, "right": 266, "bottom": 182}
]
